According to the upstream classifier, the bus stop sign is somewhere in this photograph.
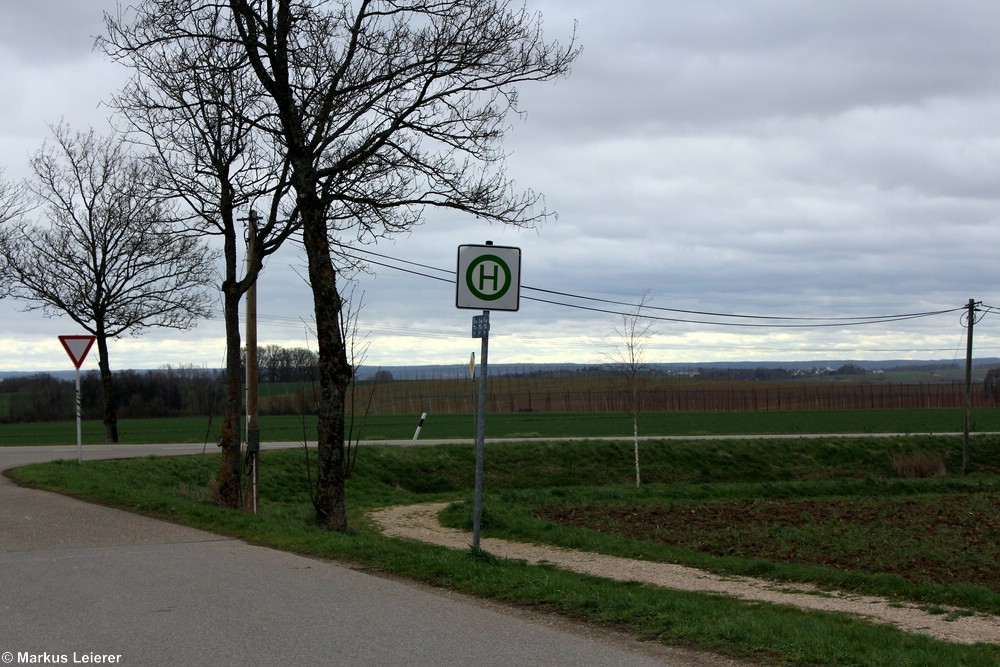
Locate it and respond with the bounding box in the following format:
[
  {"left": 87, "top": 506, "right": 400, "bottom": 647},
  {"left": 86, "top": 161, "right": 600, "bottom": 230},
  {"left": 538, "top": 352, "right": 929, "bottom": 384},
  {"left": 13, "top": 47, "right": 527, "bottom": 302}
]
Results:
[{"left": 456, "top": 244, "right": 521, "bottom": 311}]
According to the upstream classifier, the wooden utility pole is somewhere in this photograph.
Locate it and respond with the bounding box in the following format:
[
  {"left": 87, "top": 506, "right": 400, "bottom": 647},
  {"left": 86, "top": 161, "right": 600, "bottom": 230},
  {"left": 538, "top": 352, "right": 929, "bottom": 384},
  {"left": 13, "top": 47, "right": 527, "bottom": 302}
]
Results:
[
  {"left": 245, "top": 210, "right": 260, "bottom": 512},
  {"left": 963, "top": 298, "right": 978, "bottom": 475}
]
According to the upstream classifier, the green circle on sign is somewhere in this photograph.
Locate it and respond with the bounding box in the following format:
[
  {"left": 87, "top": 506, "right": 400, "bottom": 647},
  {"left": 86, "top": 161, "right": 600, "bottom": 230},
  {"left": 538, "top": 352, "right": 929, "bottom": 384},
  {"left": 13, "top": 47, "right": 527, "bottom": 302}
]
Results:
[{"left": 466, "top": 254, "right": 512, "bottom": 301}]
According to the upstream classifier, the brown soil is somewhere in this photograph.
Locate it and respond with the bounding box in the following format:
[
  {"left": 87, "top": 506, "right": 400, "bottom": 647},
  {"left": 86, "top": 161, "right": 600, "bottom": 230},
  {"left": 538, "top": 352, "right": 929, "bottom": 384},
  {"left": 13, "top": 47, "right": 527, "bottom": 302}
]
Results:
[
  {"left": 536, "top": 493, "right": 1000, "bottom": 590},
  {"left": 371, "top": 502, "right": 1000, "bottom": 646}
]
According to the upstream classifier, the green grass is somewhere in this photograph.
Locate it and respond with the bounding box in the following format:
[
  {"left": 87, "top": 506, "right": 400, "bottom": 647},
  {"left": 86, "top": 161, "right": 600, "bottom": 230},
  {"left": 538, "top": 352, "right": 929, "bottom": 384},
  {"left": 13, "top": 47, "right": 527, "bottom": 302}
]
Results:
[
  {"left": 9, "top": 433, "right": 1000, "bottom": 666},
  {"left": 3, "top": 407, "right": 1000, "bottom": 445}
]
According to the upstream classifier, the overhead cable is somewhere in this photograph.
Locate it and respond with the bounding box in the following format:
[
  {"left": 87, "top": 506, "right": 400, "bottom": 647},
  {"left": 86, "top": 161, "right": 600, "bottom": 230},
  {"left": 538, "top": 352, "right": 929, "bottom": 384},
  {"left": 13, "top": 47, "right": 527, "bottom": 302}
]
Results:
[{"left": 336, "top": 244, "right": 965, "bottom": 329}]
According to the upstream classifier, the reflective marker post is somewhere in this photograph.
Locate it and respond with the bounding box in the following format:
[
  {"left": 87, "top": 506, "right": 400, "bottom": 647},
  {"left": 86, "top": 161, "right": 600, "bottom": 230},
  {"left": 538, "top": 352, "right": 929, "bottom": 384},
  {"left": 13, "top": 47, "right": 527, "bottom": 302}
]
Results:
[{"left": 412, "top": 412, "right": 428, "bottom": 441}]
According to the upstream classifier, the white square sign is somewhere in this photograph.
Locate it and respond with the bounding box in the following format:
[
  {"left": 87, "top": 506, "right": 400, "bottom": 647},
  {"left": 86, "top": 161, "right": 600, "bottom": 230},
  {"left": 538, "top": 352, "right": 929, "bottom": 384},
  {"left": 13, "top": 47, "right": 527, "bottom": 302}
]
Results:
[{"left": 456, "top": 244, "right": 521, "bottom": 311}]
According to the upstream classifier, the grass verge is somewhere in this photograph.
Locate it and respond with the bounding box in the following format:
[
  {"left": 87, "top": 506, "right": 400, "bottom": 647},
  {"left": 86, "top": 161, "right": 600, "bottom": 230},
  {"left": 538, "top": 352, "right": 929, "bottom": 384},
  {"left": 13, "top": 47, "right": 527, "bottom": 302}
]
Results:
[
  {"left": 4, "top": 406, "right": 1000, "bottom": 445},
  {"left": 8, "top": 435, "right": 1000, "bottom": 666}
]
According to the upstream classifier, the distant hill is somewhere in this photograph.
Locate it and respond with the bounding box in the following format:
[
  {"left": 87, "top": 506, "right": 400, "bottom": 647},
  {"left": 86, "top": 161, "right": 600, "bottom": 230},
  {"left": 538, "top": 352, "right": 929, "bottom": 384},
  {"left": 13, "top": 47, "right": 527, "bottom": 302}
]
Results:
[
  {"left": 352, "top": 359, "right": 1000, "bottom": 381},
  {"left": 3, "top": 358, "right": 998, "bottom": 383}
]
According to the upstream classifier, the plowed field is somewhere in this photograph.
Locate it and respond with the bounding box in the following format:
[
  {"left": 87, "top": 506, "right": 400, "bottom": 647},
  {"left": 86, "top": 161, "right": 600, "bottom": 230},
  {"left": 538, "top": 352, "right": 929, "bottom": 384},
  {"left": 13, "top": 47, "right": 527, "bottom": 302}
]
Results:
[{"left": 538, "top": 493, "right": 1000, "bottom": 590}]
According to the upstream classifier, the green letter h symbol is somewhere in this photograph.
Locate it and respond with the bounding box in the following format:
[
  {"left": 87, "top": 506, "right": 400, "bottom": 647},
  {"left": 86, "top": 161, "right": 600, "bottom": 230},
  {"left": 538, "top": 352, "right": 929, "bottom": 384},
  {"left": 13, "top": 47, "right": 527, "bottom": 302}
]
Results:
[{"left": 477, "top": 263, "right": 499, "bottom": 292}]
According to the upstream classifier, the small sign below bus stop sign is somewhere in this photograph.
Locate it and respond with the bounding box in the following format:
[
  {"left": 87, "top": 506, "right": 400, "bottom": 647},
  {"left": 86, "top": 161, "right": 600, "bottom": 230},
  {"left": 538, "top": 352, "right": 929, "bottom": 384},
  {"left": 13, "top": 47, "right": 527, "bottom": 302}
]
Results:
[{"left": 472, "top": 313, "right": 490, "bottom": 338}]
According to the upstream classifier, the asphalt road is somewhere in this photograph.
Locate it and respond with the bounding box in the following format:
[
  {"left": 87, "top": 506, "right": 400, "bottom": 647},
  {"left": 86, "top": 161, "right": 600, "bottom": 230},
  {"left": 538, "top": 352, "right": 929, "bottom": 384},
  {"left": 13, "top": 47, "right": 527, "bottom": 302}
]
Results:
[{"left": 0, "top": 444, "right": 743, "bottom": 667}]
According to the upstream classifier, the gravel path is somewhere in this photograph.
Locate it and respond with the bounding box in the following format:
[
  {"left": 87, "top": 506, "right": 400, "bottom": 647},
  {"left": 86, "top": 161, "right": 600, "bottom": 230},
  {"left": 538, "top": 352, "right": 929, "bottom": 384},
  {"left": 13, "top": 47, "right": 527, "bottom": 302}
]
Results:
[{"left": 370, "top": 501, "right": 1000, "bottom": 646}]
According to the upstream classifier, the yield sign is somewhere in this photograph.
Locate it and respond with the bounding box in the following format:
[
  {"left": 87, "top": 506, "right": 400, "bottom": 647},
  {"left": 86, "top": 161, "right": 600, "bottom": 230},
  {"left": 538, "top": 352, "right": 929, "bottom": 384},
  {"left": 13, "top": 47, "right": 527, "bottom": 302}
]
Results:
[{"left": 59, "top": 335, "right": 97, "bottom": 369}]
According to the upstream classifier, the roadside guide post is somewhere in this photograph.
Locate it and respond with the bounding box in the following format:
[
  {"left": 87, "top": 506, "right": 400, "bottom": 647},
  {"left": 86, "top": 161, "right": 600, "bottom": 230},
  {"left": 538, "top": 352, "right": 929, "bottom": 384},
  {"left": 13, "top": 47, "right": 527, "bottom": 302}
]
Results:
[
  {"left": 456, "top": 242, "right": 521, "bottom": 548},
  {"left": 58, "top": 335, "right": 97, "bottom": 464},
  {"left": 412, "top": 412, "right": 428, "bottom": 441}
]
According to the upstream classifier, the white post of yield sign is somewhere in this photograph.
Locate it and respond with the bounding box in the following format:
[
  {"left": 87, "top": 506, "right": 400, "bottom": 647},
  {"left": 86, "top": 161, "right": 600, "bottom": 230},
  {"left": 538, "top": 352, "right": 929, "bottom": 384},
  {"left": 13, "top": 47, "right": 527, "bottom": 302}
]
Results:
[
  {"left": 457, "top": 242, "right": 521, "bottom": 549},
  {"left": 59, "top": 335, "right": 97, "bottom": 464}
]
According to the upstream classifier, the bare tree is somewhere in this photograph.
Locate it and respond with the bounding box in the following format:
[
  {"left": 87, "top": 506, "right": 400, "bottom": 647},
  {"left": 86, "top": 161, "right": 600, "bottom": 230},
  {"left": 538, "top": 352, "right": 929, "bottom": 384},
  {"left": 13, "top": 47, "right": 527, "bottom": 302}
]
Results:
[
  {"left": 228, "top": 0, "right": 578, "bottom": 529},
  {"left": 0, "top": 169, "right": 29, "bottom": 222},
  {"left": 0, "top": 124, "right": 216, "bottom": 443},
  {"left": 0, "top": 169, "right": 31, "bottom": 297},
  {"left": 100, "top": 4, "right": 300, "bottom": 506},
  {"left": 608, "top": 292, "right": 655, "bottom": 487},
  {"left": 101, "top": 0, "right": 578, "bottom": 529}
]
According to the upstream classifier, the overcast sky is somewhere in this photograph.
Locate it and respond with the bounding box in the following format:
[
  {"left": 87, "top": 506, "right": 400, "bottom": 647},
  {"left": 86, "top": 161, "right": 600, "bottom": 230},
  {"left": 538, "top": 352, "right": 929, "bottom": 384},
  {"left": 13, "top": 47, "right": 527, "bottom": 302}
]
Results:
[{"left": 2, "top": 0, "right": 1000, "bottom": 373}]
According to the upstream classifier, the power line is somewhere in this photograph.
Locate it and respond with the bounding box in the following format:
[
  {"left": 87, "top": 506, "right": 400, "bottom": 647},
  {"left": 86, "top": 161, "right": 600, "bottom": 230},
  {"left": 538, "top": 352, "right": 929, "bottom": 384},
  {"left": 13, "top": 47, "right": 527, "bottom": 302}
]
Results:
[
  {"left": 337, "top": 244, "right": 966, "bottom": 329},
  {"left": 526, "top": 285, "right": 960, "bottom": 323}
]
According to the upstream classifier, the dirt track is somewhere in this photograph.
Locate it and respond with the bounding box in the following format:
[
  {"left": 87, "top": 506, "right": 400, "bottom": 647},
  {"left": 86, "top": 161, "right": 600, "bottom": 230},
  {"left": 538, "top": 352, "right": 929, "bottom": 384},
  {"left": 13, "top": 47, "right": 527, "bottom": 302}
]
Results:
[{"left": 370, "top": 502, "right": 1000, "bottom": 646}]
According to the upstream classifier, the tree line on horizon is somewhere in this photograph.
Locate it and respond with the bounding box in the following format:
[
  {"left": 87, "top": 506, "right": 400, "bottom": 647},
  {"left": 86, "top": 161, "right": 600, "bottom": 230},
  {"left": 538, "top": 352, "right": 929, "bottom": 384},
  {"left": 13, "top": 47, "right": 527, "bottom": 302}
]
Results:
[
  {"left": 4, "top": 355, "right": 998, "bottom": 425},
  {"left": 0, "top": 345, "right": 319, "bottom": 424}
]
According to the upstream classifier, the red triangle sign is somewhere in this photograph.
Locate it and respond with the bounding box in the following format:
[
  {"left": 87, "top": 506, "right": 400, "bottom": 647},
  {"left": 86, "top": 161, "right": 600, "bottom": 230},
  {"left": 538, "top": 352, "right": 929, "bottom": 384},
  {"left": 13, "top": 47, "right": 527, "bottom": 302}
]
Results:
[{"left": 59, "top": 335, "right": 97, "bottom": 369}]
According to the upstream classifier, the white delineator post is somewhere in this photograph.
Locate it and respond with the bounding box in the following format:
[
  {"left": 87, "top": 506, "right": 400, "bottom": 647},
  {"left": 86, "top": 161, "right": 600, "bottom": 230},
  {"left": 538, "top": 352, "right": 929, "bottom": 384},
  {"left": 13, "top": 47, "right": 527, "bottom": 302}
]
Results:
[{"left": 412, "top": 412, "right": 427, "bottom": 441}]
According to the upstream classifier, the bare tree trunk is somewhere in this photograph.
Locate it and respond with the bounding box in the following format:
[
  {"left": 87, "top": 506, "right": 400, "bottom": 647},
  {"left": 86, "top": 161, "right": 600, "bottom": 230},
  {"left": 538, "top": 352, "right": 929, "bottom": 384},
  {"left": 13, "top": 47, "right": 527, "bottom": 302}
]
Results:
[
  {"left": 95, "top": 332, "right": 119, "bottom": 444},
  {"left": 299, "top": 192, "right": 350, "bottom": 530},
  {"left": 217, "top": 284, "right": 243, "bottom": 508}
]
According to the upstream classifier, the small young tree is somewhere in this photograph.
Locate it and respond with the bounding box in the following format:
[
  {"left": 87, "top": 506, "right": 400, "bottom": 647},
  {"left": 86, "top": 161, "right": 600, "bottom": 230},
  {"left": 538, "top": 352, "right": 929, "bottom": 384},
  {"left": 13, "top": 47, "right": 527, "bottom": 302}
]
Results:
[
  {"left": 609, "top": 292, "right": 655, "bottom": 487},
  {"left": 0, "top": 124, "right": 217, "bottom": 443}
]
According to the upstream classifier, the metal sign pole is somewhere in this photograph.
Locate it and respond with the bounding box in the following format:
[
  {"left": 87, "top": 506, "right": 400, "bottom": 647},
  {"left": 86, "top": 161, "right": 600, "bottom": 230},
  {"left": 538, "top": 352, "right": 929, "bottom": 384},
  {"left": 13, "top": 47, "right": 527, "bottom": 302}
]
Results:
[
  {"left": 472, "top": 310, "right": 489, "bottom": 549},
  {"left": 456, "top": 240, "right": 518, "bottom": 550}
]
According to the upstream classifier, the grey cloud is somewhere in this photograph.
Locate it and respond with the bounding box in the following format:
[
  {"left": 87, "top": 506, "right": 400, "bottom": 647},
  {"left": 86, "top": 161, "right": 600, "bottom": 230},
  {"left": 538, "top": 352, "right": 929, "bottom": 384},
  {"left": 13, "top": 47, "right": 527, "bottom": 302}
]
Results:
[
  {"left": 519, "top": 0, "right": 1000, "bottom": 139},
  {"left": 3, "top": 0, "right": 1000, "bottom": 368},
  {"left": 0, "top": 1, "right": 114, "bottom": 63}
]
